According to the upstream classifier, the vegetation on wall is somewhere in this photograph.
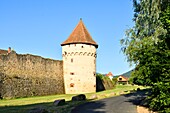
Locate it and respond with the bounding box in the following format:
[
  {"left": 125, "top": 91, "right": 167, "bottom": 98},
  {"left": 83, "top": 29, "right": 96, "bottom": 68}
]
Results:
[
  {"left": 121, "top": 0, "right": 170, "bottom": 112},
  {"left": 112, "top": 77, "right": 118, "bottom": 85},
  {"left": 96, "top": 73, "right": 115, "bottom": 92}
]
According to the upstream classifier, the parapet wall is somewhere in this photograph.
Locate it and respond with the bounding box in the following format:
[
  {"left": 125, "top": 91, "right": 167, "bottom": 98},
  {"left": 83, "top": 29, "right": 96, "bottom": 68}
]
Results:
[{"left": 0, "top": 51, "right": 64, "bottom": 99}]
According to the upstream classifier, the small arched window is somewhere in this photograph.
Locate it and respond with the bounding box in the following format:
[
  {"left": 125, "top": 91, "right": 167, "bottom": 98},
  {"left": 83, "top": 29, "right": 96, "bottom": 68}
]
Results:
[{"left": 70, "top": 83, "right": 74, "bottom": 87}]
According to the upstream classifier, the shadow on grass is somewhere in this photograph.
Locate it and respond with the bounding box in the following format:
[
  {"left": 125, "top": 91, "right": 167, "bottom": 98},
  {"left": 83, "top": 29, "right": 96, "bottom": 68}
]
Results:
[
  {"left": 0, "top": 102, "right": 52, "bottom": 113},
  {"left": 0, "top": 101, "right": 73, "bottom": 113},
  {"left": 0, "top": 98, "right": 105, "bottom": 113}
]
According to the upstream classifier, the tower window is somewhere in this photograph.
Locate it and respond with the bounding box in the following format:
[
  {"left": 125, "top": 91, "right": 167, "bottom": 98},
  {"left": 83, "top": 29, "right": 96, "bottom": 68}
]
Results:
[
  {"left": 93, "top": 72, "right": 96, "bottom": 76},
  {"left": 81, "top": 46, "right": 84, "bottom": 48},
  {"left": 70, "top": 72, "right": 74, "bottom": 75},
  {"left": 71, "top": 58, "right": 73, "bottom": 63},
  {"left": 70, "top": 83, "right": 74, "bottom": 87}
]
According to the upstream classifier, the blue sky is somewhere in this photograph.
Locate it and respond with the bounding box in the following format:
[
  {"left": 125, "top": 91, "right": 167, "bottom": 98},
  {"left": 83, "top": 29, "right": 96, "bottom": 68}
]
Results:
[{"left": 0, "top": 0, "right": 135, "bottom": 75}]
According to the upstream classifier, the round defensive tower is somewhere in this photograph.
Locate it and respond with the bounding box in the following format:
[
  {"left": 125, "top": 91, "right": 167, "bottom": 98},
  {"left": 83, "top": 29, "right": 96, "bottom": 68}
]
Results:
[{"left": 61, "top": 19, "right": 98, "bottom": 94}]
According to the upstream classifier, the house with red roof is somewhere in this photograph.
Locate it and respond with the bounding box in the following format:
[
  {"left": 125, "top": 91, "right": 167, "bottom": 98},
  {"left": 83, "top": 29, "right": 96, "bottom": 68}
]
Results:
[
  {"left": 106, "top": 72, "right": 114, "bottom": 80},
  {"left": 117, "top": 75, "right": 129, "bottom": 85}
]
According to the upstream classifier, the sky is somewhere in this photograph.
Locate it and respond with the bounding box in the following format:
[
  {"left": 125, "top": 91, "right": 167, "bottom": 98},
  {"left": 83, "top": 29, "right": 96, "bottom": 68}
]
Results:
[{"left": 0, "top": 0, "right": 135, "bottom": 75}]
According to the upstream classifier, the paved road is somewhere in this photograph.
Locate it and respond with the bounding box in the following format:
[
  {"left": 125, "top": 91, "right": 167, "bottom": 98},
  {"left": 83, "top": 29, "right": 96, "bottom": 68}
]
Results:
[{"left": 71, "top": 90, "right": 147, "bottom": 113}]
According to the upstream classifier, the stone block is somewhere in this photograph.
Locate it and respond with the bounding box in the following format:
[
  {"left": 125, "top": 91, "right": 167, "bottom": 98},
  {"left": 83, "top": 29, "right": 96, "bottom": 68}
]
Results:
[
  {"left": 89, "top": 94, "right": 98, "bottom": 100},
  {"left": 53, "top": 99, "right": 65, "bottom": 106},
  {"left": 72, "top": 94, "right": 86, "bottom": 101},
  {"left": 110, "top": 92, "right": 116, "bottom": 96},
  {"left": 137, "top": 88, "right": 140, "bottom": 91},
  {"left": 119, "top": 91, "right": 124, "bottom": 95}
]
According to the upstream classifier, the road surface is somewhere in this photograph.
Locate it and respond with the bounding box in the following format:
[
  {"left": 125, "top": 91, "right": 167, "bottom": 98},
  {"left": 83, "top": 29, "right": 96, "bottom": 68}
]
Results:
[{"left": 71, "top": 90, "right": 147, "bottom": 113}]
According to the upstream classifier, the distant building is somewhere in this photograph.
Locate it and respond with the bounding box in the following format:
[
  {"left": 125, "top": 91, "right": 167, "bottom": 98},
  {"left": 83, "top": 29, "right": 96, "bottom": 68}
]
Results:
[
  {"left": 0, "top": 47, "right": 11, "bottom": 55},
  {"left": 106, "top": 72, "right": 113, "bottom": 80},
  {"left": 117, "top": 75, "right": 128, "bottom": 85}
]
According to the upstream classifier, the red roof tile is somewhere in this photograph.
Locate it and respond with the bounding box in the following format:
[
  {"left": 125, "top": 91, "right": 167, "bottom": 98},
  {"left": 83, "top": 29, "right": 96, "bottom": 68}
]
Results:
[
  {"left": 106, "top": 72, "right": 113, "bottom": 77},
  {"left": 61, "top": 19, "right": 98, "bottom": 48}
]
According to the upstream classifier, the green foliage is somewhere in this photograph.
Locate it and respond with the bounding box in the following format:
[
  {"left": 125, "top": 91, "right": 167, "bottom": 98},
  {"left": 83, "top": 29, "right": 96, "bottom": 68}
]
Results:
[
  {"left": 96, "top": 73, "right": 104, "bottom": 80},
  {"left": 149, "top": 82, "right": 170, "bottom": 113},
  {"left": 160, "top": 5, "right": 170, "bottom": 49},
  {"left": 112, "top": 77, "right": 117, "bottom": 85},
  {"left": 96, "top": 73, "right": 111, "bottom": 81},
  {"left": 96, "top": 73, "right": 115, "bottom": 91},
  {"left": 121, "top": 0, "right": 170, "bottom": 112}
]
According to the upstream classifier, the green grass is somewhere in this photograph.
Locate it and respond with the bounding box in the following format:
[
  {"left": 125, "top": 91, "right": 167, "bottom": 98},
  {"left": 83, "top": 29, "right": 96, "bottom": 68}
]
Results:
[{"left": 0, "top": 85, "right": 145, "bottom": 113}]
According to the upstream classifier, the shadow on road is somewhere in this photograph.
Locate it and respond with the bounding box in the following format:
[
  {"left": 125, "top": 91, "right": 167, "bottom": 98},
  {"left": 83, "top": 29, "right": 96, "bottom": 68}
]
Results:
[
  {"left": 71, "top": 89, "right": 151, "bottom": 113},
  {"left": 71, "top": 101, "right": 106, "bottom": 113},
  {"left": 123, "top": 89, "right": 150, "bottom": 107}
]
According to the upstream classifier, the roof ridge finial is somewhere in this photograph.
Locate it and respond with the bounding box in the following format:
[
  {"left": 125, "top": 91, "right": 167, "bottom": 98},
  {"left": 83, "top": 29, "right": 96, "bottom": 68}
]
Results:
[{"left": 80, "top": 18, "right": 82, "bottom": 20}]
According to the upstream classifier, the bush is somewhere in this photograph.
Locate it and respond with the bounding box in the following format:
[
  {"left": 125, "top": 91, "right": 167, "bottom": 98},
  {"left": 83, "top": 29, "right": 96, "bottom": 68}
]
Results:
[{"left": 148, "top": 82, "right": 170, "bottom": 113}]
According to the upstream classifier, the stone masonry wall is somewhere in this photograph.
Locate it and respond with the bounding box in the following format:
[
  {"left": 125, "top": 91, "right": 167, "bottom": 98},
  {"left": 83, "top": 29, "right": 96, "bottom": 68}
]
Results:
[{"left": 0, "top": 51, "right": 64, "bottom": 99}]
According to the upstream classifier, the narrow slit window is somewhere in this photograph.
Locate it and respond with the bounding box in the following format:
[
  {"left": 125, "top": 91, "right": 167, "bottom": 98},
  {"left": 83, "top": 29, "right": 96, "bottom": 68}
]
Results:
[
  {"left": 71, "top": 58, "right": 73, "bottom": 63},
  {"left": 70, "top": 72, "right": 74, "bottom": 75},
  {"left": 93, "top": 72, "right": 96, "bottom": 76}
]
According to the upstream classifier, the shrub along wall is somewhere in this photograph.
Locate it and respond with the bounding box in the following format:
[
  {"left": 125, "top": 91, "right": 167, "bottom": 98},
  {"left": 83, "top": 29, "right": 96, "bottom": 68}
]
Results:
[{"left": 0, "top": 51, "right": 64, "bottom": 99}]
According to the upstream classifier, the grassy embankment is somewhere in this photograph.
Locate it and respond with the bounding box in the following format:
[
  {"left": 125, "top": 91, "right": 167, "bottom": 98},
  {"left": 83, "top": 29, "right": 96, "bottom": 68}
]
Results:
[{"left": 0, "top": 85, "right": 145, "bottom": 113}]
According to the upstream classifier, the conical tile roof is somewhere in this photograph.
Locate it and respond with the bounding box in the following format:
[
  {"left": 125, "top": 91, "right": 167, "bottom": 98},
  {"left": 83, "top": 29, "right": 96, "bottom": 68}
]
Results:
[{"left": 61, "top": 19, "right": 98, "bottom": 48}]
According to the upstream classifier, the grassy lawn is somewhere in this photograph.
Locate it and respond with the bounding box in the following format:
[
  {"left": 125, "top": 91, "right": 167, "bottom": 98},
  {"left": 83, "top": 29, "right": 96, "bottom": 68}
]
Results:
[{"left": 0, "top": 85, "right": 145, "bottom": 113}]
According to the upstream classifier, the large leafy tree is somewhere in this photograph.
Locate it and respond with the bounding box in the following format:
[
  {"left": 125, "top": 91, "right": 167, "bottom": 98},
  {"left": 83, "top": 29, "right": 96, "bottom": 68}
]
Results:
[{"left": 121, "top": 0, "right": 170, "bottom": 112}]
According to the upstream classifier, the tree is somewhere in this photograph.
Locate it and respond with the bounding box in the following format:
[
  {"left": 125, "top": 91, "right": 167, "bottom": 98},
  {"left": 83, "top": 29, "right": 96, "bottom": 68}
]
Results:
[{"left": 121, "top": 0, "right": 170, "bottom": 112}]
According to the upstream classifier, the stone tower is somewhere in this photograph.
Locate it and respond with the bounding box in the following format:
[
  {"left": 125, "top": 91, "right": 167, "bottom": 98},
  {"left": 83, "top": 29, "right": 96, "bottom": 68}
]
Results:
[{"left": 61, "top": 19, "right": 98, "bottom": 94}]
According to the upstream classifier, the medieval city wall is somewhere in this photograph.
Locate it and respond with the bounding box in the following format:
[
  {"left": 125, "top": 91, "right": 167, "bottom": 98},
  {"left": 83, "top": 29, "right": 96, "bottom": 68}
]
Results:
[{"left": 0, "top": 51, "right": 64, "bottom": 99}]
